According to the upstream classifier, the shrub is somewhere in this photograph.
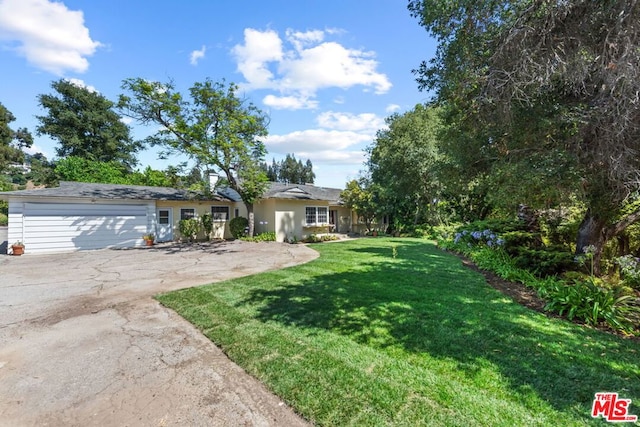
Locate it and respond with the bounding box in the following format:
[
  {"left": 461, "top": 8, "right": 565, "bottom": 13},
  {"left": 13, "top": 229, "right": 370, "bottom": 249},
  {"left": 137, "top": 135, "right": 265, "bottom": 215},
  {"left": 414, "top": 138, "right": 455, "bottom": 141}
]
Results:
[
  {"left": 511, "top": 246, "right": 575, "bottom": 277},
  {"left": 178, "top": 218, "right": 200, "bottom": 242},
  {"left": 616, "top": 254, "right": 640, "bottom": 290},
  {"left": 445, "top": 228, "right": 506, "bottom": 255},
  {"left": 302, "top": 234, "right": 338, "bottom": 243},
  {"left": 544, "top": 278, "right": 639, "bottom": 333},
  {"left": 0, "top": 212, "right": 7, "bottom": 226},
  {"left": 241, "top": 231, "right": 276, "bottom": 242},
  {"left": 200, "top": 213, "right": 213, "bottom": 239},
  {"left": 229, "top": 216, "right": 249, "bottom": 239},
  {"left": 501, "top": 230, "right": 543, "bottom": 253},
  {"left": 468, "top": 248, "right": 639, "bottom": 335},
  {"left": 303, "top": 234, "right": 322, "bottom": 243}
]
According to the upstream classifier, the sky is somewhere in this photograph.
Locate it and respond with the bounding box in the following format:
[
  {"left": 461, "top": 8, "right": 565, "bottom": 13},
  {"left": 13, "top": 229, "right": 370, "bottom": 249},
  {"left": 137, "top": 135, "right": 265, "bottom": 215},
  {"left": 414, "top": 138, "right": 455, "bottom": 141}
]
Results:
[{"left": 0, "top": 0, "right": 436, "bottom": 189}]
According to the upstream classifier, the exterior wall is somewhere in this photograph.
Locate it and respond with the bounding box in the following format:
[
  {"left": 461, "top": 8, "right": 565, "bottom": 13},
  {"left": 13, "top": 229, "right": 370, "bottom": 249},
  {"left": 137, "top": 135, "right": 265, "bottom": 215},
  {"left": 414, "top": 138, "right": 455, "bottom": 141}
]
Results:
[
  {"left": 253, "top": 199, "right": 277, "bottom": 236},
  {"left": 7, "top": 198, "right": 24, "bottom": 252},
  {"left": 156, "top": 200, "right": 244, "bottom": 240},
  {"left": 254, "top": 199, "right": 333, "bottom": 243},
  {"left": 332, "top": 205, "right": 353, "bottom": 234}
]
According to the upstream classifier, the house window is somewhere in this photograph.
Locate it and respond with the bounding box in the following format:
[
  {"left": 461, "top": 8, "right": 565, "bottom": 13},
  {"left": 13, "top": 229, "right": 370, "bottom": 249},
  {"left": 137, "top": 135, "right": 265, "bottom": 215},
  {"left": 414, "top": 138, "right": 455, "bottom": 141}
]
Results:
[
  {"left": 305, "top": 206, "right": 328, "bottom": 225},
  {"left": 234, "top": 208, "right": 240, "bottom": 218},
  {"left": 158, "top": 210, "right": 170, "bottom": 225},
  {"left": 180, "top": 208, "right": 196, "bottom": 220},
  {"left": 211, "top": 206, "right": 230, "bottom": 221}
]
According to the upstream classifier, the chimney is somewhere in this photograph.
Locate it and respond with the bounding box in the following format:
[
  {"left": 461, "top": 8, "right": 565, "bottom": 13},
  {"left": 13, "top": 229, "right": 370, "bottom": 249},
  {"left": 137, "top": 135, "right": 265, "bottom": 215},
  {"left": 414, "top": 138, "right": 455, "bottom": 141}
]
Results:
[{"left": 208, "top": 172, "right": 219, "bottom": 190}]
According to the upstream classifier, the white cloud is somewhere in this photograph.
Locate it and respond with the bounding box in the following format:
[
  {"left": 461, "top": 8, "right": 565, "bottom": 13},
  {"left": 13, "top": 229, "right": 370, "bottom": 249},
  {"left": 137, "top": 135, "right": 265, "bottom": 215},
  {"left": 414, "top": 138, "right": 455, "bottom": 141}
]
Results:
[
  {"left": 231, "top": 28, "right": 283, "bottom": 89},
  {"left": 285, "top": 28, "right": 324, "bottom": 51},
  {"left": 263, "top": 94, "right": 318, "bottom": 110},
  {"left": 316, "top": 111, "right": 385, "bottom": 133},
  {"left": 265, "top": 129, "right": 372, "bottom": 153},
  {"left": 232, "top": 28, "right": 391, "bottom": 109},
  {"left": 280, "top": 42, "right": 391, "bottom": 94},
  {"left": 386, "top": 104, "right": 401, "bottom": 113},
  {"left": 65, "top": 78, "right": 97, "bottom": 93},
  {"left": 120, "top": 117, "right": 133, "bottom": 125},
  {"left": 189, "top": 45, "right": 206, "bottom": 65},
  {"left": 0, "top": 0, "right": 101, "bottom": 75}
]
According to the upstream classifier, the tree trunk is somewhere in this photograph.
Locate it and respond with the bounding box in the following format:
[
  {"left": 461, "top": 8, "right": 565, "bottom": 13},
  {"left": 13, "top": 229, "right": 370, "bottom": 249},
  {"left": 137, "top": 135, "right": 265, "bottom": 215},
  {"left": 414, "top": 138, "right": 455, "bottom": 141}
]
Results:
[
  {"left": 575, "top": 210, "right": 606, "bottom": 276},
  {"left": 575, "top": 208, "right": 640, "bottom": 276},
  {"left": 245, "top": 202, "right": 255, "bottom": 237}
]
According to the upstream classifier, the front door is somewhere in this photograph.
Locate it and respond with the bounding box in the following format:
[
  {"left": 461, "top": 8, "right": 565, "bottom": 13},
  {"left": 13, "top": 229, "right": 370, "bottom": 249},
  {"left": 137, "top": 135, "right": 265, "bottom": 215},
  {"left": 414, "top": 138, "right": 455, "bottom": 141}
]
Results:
[
  {"left": 156, "top": 208, "right": 173, "bottom": 242},
  {"left": 329, "top": 210, "right": 337, "bottom": 232}
]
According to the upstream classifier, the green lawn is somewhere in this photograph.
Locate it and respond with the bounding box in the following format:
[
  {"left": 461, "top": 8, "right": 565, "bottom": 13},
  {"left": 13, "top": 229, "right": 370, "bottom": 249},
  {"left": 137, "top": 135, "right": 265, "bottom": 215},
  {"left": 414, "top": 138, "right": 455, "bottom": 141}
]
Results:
[{"left": 156, "top": 238, "right": 640, "bottom": 426}]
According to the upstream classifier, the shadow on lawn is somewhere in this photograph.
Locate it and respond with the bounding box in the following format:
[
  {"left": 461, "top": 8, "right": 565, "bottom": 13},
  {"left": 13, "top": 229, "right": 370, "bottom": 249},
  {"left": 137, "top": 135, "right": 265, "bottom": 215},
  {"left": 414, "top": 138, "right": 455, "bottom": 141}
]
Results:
[{"left": 240, "top": 239, "right": 640, "bottom": 417}]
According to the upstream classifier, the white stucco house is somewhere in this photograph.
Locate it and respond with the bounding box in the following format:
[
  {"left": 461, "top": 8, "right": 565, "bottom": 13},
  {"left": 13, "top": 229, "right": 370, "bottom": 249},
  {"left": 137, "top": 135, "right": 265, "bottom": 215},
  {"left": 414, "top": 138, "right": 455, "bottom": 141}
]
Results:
[{"left": 0, "top": 180, "right": 357, "bottom": 254}]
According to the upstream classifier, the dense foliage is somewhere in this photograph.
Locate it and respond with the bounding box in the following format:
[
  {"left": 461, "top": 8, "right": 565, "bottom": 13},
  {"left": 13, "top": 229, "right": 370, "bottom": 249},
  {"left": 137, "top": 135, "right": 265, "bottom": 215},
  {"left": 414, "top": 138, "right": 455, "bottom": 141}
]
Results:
[
  {"left": 0, "top": 102, "right": 33, "bottom": 174},
  {"left": 438, "top": 220, "right": 640, "bottom": 335},
  {"left": 229, "top": 216, "right": 249, "bottom": 239},
  {"left": 119, "top": 78, "right": 269, "bottom": 236},
  {"left": 407, "top": 0, "right": 640, "bottom": 273},
  {"left": 261, "top": 154, "right": 315, "bottom": 184},
  {"left": 37, "top": 79, "right": 141, "bottom": 169}
]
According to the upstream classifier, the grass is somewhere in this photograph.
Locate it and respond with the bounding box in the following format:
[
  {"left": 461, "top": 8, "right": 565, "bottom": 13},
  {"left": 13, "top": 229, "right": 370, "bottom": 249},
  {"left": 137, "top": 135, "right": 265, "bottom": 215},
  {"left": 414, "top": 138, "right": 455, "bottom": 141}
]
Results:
[{"left": 156, "top": 238, "right": 640, "bottom": 426}]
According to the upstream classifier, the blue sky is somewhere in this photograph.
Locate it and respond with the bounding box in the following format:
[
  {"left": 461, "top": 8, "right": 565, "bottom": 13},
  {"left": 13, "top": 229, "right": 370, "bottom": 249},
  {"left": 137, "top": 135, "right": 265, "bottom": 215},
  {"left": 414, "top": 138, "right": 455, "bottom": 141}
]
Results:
[{"left": 0, "top": 0, "right": 436, "bottom": 188}]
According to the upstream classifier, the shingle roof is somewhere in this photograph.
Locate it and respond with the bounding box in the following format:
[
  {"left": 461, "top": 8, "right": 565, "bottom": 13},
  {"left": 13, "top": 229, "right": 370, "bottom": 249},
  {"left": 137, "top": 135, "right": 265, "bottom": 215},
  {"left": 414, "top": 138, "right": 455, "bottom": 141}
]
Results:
[
  {"left": 0, "top": 181, "right": 343, "bottom": 204},
  {"left": 0, "top": 181, "right": 233, "bottom": 202},
  {"left": 262, "top": 182, "right": 343, "bottom": 203}
]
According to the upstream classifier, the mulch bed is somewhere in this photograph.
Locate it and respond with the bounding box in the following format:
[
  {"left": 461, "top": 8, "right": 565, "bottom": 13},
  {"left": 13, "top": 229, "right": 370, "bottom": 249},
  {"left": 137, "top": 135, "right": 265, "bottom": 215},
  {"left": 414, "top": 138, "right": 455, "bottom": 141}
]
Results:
[{"left": 457, "top": 256, "right": 547, "bottom": 313}]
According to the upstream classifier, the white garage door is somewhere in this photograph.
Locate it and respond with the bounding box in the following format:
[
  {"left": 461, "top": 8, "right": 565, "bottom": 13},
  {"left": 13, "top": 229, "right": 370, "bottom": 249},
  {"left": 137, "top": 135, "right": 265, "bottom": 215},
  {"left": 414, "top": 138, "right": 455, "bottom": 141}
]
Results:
[{"left": 23, "top": 202, "right": 148, "bottom": 253}]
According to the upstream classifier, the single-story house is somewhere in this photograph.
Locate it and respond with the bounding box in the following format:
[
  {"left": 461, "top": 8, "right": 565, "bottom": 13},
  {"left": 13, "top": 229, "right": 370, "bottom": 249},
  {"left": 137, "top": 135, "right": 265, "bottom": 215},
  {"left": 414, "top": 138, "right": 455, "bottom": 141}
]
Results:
[
  {"left": 1, "top": 180, "right": 357, "bottom": 254},
  {"left": 253, "top": 182, "right": 356, "bottom": 242}
]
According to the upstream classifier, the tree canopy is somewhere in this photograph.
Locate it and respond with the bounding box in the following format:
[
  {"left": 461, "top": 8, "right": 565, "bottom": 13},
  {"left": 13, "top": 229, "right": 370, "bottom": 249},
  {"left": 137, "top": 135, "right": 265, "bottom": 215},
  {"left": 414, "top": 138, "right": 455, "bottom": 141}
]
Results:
[
  {"left": 118, "top": 78, "right": 269, "bottom": 236},
  {"left": 0, "top": 102, "right": 33, "bottom": 173},
  {"left": 409, "top": 0, "right": 640, "bottom": 271},
  {"left": 261, "top": 154, "right": 315, "bottom": 184},
  {"left": 340, "top": 178, "right": 379, "bottom": 232},
  {"left": 36, "top": 79, "right": 141, "bottom": 169},
  {"left": 368, "top": 104, "right": 444, "bottom": 227}
]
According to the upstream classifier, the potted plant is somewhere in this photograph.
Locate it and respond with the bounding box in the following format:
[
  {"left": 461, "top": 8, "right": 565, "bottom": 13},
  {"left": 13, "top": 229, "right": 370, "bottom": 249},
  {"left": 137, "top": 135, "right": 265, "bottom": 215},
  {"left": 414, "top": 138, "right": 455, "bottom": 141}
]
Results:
[
  {"left": 11, "top": 241, "right": 25, "bottom": 256},
  {"left": 142, "top": 233, "right": 155, "bottom": 246}
]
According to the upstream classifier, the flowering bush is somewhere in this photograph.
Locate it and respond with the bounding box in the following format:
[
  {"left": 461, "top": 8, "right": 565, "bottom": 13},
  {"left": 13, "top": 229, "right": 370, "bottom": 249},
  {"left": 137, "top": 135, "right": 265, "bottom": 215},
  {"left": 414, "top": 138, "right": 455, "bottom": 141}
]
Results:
[
  {"left": 616, "top": 254, "right": 640, "bottom": 289},
  {"left": 452, "top": 229, "right": 505, "bottom": 251}
]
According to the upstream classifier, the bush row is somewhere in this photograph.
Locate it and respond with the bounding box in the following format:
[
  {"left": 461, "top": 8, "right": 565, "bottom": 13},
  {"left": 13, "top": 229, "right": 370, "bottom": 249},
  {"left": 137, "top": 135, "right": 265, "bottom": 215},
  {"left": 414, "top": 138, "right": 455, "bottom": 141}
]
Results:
[{"left": 439, "top": 220, "right": 640, "bottom": 335}]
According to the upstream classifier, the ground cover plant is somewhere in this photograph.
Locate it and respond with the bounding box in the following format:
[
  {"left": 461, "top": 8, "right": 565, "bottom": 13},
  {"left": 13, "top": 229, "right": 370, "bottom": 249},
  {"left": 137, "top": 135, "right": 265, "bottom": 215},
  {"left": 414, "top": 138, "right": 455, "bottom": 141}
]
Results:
[
  {"left": 439, "top": 221, "right": 640, "bottom": 336},
  {"left": 157, "top": 238, "right": 640, "bottom": 426}
]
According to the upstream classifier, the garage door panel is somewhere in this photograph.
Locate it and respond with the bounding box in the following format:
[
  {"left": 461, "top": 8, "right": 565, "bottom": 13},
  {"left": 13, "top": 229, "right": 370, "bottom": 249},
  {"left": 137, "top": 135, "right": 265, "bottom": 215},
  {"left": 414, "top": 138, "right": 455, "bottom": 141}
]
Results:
[
  {"left": 24, "top": 203, "right": 146, "bottom": 216},
  {"left": 23, "top": 203, "right": 148, "bottom": 253},
  {"left": 24, "top": 216, "right": 142, "bottom": 228}
]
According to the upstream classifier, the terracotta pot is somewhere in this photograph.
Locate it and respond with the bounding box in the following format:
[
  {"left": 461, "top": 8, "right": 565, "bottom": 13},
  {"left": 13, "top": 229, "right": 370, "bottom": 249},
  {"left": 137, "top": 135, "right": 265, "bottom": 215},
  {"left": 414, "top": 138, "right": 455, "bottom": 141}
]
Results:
[
  {"left": 145, "top": 239, "right": 154, "bottom": 247},
  {"left": 12, "top": 245, "right": 24, "bottom": 256}
]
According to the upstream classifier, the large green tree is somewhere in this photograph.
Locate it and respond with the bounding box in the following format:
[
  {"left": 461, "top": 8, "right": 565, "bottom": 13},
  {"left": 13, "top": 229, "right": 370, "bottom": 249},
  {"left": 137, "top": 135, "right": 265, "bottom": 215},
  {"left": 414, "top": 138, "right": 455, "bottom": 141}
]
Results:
[
  {"left": 36, "top": 79, "right": 141, "bottom": 168},
  {"left": 55, "top": 156, "right": 129, "bottom": 184},
  {"left": 368, "top": 104, "right": 444, "bottom": 228},
  {"left": 409, "top": 0, "right": 640, "bottom": 272},
  {"left": 341, "top": 178, "right": 380, "bottom": 232},
  {"left": 261, "top": 153, "right": 315, "bottom": 184},
  {"left": 0, "top": 102, "right": 33, "bottom": 173},
  {"left": 118, "top": 78, "right": 269, "bottom": 236}
]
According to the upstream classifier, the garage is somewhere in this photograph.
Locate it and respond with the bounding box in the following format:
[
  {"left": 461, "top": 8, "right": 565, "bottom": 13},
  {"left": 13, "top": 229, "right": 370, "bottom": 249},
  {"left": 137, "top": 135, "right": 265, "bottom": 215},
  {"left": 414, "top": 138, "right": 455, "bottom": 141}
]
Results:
[
  {"left": 0, "top": 181, "right": 236, "bottom": 255},
  {"left": 22, "top": 202, "right": 148, "bottom": 254}
]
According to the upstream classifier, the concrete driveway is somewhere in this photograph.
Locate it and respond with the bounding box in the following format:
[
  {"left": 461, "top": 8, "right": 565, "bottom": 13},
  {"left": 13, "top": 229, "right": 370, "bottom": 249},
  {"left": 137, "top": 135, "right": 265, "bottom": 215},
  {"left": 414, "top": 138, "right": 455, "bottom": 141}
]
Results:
[{"left": 0, "top": 240, "right": 317, "bottom": 426}]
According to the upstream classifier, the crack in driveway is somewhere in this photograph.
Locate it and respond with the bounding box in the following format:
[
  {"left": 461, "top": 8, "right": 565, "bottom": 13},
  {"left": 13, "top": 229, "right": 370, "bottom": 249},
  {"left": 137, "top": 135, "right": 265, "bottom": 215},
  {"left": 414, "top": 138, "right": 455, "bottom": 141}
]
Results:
[{"left": 0, "top": 240, "right": 317, "bottom": 426}]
